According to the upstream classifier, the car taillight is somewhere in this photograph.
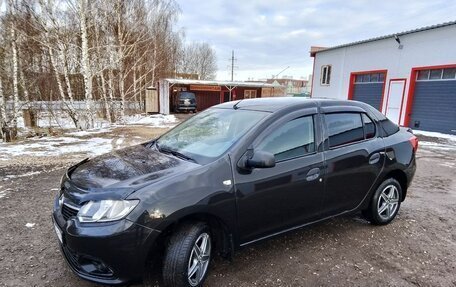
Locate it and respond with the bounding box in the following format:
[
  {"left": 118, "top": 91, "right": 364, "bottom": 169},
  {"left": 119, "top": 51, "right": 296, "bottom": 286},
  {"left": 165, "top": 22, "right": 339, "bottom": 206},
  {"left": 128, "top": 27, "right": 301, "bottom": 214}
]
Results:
[{"left": 409, "top": 135, "right": 418, "bottom": 152}]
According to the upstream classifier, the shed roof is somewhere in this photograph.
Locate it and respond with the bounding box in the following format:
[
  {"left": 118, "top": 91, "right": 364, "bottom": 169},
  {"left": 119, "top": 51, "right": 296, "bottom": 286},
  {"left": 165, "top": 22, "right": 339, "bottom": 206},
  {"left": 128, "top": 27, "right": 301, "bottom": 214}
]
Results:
[
  {"left": 154, "top": 78, "right": 283, "bottom": 88},
  {"left": 310, "top": 20, "right": 456, "bottom": 56}
]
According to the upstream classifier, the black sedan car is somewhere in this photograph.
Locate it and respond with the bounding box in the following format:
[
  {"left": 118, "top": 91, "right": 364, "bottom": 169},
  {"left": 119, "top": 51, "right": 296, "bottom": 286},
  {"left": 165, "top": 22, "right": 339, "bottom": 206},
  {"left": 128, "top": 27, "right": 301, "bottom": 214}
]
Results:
[{"left": 52, "top": 98, "right": 417, "bottom": 287}]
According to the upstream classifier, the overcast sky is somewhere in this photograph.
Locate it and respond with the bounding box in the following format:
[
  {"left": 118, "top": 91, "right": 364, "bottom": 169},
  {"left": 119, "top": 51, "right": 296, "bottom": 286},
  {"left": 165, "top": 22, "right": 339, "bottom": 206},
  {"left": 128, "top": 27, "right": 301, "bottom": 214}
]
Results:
[{"left": 175, "top": 0, "right": 456, "bottom": 81}]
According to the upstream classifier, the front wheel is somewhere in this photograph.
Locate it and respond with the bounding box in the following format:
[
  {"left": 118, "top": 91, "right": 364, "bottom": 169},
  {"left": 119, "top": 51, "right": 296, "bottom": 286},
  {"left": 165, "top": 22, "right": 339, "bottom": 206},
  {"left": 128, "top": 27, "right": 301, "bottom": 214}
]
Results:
[
  {"left": 162, "top": 222, "right": 212, "bottom": 287},
  {"left": 364, "top": 178, "right": 402, "bottom": 225}
]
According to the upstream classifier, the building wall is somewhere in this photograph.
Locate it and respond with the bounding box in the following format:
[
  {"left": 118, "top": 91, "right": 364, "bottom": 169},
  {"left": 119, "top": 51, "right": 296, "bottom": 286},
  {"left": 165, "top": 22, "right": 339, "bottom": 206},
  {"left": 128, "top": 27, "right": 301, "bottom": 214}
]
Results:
[{"left": 312, "top": 25, "right": 456, "bottom": 125}]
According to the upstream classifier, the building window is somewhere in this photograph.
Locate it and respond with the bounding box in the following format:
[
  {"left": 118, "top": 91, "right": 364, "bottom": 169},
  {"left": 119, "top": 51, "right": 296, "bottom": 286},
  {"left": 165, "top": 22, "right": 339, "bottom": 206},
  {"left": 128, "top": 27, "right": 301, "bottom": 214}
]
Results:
[
  {"left": 354, "top": 73, "right": 385, "bottom": 83},
  {"left": 244, "top": 90, "right": 257, "bottom": 99},
  {"left": 417, "top": 70, "right": 429, "bottom": 80},
  {"left": 321, "top": 65, "right": 331, "bottom": 85},
  {"left": 417, "top": 68, "right": 456, "bottom": 81},
  {"left": 443, "top": 68, "right": 456, "bottom": 79}
]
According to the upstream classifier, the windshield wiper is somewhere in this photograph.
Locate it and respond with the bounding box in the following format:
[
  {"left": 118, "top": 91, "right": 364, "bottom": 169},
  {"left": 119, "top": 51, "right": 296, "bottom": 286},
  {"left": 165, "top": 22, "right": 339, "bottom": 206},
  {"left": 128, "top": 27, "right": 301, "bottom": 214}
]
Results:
[{"left": 156, "top": 142, "right": 197, "bottom": 163}]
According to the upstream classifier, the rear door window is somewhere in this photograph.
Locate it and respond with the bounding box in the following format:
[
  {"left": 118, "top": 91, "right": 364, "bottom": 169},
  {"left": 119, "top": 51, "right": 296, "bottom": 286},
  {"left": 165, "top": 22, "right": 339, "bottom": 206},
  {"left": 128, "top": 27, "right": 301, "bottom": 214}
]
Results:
[{"left": 325, "top": 113, "right": 364, "bottom": 148}]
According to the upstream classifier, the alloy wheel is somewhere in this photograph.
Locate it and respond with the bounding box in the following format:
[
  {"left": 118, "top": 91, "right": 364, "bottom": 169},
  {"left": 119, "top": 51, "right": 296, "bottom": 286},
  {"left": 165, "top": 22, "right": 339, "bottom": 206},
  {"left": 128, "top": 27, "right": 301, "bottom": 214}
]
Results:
[
  {"left": 377, "top": 184, "right": 399, "bottom": 221},
  {"left": 187, "top": 232, "right": 211, "bottom": 286}
]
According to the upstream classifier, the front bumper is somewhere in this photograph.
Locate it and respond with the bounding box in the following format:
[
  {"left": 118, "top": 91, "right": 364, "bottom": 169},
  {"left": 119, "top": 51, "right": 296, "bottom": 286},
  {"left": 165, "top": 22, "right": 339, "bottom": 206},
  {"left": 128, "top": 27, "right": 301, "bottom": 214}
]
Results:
[
  {"left": 176, "top": 106, "right": 196, "bottom": 111},
  {"left": 52, "top": 197, "right": 161, "bottom": 285}
]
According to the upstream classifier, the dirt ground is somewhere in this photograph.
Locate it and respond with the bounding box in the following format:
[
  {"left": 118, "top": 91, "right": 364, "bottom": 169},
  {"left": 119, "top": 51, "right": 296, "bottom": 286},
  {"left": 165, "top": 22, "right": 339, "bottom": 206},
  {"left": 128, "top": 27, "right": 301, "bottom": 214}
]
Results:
[{"left": 0, "top": 126, "right": 455, "bottom": 287}]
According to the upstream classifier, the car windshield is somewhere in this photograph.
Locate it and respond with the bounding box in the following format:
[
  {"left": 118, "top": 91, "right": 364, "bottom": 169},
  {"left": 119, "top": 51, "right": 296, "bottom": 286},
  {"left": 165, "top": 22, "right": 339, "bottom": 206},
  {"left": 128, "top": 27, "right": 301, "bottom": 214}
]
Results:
[
  {"left": 179, "top": 92, "right": 195, "bottom": 100},
  {"left": 156, "top": 108, "right": 268, "bottom": 164}
]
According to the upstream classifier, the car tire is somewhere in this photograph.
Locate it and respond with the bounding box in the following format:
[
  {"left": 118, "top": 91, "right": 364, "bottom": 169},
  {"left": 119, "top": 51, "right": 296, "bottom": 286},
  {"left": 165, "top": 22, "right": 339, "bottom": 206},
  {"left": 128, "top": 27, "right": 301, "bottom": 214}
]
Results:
[
  {"left": 364, "top": 178, "right": 402, "bottom": 225},
  {"left": 162, "top": 222, "right": 212, "bottom": 287}
]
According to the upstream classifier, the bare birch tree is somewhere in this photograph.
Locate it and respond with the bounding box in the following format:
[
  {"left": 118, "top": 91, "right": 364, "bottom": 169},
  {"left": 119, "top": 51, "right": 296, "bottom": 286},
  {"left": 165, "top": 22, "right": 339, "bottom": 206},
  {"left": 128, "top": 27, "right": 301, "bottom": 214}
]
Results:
[
  {"left": 0, "top": 0, "right": 217, "bottom": 140},
  {"left": 8, "top": 0, "right": 19, "bottom": 138},
  {"left": 0, "top": 71, "right": 5, "bottom": 140},
  {"left": 78, "top": 0, "right": 94, "bottom": 128},
  {"left": 179, "top": 42, "right": 217, "bottom": 80}
]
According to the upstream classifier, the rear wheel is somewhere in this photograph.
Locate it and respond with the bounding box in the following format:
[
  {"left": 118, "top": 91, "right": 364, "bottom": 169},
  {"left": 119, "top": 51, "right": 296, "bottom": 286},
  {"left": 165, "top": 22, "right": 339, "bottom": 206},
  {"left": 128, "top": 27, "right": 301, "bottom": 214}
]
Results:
[
  {"left": 162, "top": 222, "right": 212, "bottom": 287},
  {"left": 364, "top": 178, "right": 402, "bottom": 225}
]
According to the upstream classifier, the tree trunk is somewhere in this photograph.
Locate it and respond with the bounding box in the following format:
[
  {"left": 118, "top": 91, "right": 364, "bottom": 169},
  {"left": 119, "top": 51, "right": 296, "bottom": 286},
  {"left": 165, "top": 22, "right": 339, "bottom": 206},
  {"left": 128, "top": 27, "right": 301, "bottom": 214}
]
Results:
[
  {"left": 79, "top": 0, "right": 94, "bottom": 128},
  {"left": 59, "top": 47, "right": 75, "bottom": 103},
  {"left": 48, "top": 47, "right": 80, "bottom": 129},
  {"left": 133, "top": 62, "right": 137, "bottom": 105},
  {"left": 151, "top": 44, "right": 157, "bottom": 89},
  {"left": 108, "top": 66, "right": 115, "bottom": 102},
  {"left": 99, "top": 74, "right": 112, "bottom": 123},
  {"left": 10, "top": 1, "right": 19, "bottom": 139},
  {"left": 18, "top": 51, "right": 29, "bottom": 103},
  {"left": 0, "top": 76, "right": 5, "bottom": 141},
  {"left": 117, "top": 0, "right": 126, "bottom": 119},
  {"left": 139, "top": 68, "right": 144, "bottom": 111},
  {"left": 48, "top": 48, "right": 66, "bottom": 102}
]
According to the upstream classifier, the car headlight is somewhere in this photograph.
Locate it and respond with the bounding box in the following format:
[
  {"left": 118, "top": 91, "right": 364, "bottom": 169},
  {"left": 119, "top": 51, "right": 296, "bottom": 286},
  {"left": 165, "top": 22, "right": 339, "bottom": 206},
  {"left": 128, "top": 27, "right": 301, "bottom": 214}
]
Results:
[{"left": 77, "top": 200, "right": 139, "bottom": 223}]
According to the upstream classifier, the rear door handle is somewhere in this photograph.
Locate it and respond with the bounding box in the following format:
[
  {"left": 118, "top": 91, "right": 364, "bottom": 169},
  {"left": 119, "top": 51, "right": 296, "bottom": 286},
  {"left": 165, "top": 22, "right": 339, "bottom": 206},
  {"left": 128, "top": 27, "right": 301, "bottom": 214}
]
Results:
[
  {"left": 306, "top": 168, "right": 320, "bottom": 181},
  {"left": 369, "top": 153, "right": 381, "bottom": 165}
]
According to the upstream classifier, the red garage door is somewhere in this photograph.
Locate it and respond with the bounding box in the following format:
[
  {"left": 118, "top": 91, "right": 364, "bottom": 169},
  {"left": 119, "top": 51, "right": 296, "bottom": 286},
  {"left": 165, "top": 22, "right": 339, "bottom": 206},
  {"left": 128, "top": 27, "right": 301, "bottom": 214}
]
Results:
[
  {"left": 348, "top": 70, "right": 387, "bottom": 111},
  {"left": 196, "top": 92, "right": 221, "bottom": 111}
]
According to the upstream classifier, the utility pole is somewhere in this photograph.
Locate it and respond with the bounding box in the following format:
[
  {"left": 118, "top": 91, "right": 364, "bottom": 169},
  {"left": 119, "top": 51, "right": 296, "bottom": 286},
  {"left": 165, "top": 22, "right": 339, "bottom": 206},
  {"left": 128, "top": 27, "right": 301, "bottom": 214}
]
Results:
[
  {"left": 228, "top": 50, "right": 237, "bottom": 101},
  {"left": 231, "top": 50, "right": 235, "bottom": 81}
]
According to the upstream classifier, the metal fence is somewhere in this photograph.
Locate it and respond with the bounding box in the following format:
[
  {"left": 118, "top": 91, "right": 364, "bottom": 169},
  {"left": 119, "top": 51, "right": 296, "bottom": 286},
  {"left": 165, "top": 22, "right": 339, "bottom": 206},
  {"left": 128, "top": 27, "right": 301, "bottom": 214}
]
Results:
[{"left": 5, "top": 101, "right": 142, "bottom": 111}]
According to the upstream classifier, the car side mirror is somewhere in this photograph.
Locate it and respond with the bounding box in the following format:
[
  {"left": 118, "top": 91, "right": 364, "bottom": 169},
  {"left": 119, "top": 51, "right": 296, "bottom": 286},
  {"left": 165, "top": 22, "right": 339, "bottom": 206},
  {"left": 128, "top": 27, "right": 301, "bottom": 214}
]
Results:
[{"left": 246, "top": 151, "right": 276, "bottom": 169}]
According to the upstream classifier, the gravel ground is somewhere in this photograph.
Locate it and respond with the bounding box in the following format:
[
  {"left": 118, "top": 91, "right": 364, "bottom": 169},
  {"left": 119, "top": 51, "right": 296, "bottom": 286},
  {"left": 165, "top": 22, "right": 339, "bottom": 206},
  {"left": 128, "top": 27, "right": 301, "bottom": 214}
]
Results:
[{"left": 0, "top": 127, "right": 455, "bottom": 287}]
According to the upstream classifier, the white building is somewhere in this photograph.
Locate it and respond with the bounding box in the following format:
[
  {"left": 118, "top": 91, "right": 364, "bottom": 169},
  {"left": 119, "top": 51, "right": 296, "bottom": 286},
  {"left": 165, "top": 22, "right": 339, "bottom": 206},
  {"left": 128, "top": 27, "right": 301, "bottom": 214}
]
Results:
[{"left": 310, "top": 21, "right": 456, "bottom": 134}]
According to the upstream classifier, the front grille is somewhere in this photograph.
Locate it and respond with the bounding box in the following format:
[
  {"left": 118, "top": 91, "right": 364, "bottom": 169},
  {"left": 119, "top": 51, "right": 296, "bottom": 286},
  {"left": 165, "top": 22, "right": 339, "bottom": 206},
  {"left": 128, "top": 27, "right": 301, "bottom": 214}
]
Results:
[
  {"left": 62, "top": 203, "right": 80, "bottom": 221},
  {"left": 63, "top": 245, "right": 80, "bottom": 268},
  {"left": 62, "top": 245, "right": 115, "bottom": 279}
]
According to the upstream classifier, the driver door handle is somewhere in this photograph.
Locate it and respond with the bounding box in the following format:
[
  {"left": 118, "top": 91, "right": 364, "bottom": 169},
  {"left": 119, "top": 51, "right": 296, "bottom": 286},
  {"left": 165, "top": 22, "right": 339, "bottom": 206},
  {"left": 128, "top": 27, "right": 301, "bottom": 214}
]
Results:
[{"left": 306, "top": 168, "right": 320, "bottom": 181}]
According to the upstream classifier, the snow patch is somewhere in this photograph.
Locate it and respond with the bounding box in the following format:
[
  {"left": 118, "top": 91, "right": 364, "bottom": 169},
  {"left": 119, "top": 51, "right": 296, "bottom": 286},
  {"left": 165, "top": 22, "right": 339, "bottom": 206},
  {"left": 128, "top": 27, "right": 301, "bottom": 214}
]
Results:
[
  {"left": 0, "top": 136, "right": 113, "bottom": 157},
  {"left": 419, "top": 141, "right": 456, "bottom": 151},
  {"left": 0, "top": 189, "right": 11, "bottom": 199},
  {"left": 439, "top": 162, "right": 455, "bottom": 168},
  {"left": 413, "top": 130, "right": 456, "bottom": 141},
  {"left": 0, "top": 113, "right": 179, "bottom": 160},
  {"left": 67, "top": 128, "right": 113, "bottom": 137},
  {"left": 5, "top": 171, "right": 41, "bottom": 179},
  {"left": 114, "top": 138, "right": 124, "bottom": 146},
  {"left": 120, "top": 114, "right": 177, "bottom": 127}
]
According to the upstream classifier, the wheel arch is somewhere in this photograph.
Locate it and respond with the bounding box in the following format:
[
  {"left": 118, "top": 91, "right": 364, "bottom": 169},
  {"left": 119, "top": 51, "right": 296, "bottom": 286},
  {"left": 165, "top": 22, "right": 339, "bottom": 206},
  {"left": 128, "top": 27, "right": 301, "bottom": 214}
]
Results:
[
  {"left": 381, "top": 169, "right": 408, "bottom": 201},
  {"left": 145, "top": 211, "right": 235, "bottom": 270}
]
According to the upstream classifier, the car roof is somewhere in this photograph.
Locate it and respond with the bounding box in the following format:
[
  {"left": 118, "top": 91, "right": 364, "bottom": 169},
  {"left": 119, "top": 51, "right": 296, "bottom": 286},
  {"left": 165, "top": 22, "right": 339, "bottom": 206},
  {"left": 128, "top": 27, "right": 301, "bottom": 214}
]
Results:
[{"left": 214, "top": 97, "right": 368, "bottom": 113}]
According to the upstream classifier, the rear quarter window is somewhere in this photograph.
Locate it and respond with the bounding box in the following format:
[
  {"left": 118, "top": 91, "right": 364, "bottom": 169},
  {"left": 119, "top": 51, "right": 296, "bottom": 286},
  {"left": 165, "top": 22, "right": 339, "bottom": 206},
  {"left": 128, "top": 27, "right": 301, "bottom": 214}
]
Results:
[
  {"left": 365, "top": 105, "right": 399, "bottom": 137},
  {"left": 381, "top": 119, "right": 400, "bottom": 137}
]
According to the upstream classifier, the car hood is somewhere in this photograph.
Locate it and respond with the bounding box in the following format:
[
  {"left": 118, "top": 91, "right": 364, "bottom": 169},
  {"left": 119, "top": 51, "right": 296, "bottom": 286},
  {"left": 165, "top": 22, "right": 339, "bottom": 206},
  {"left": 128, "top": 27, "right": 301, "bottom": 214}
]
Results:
[{"left": 65, "top": 144, "right": 199, "bottom": 201}]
